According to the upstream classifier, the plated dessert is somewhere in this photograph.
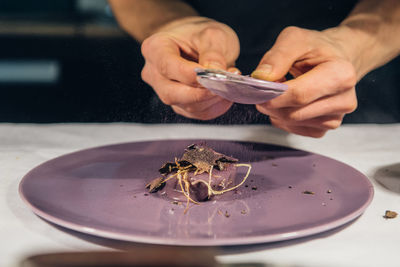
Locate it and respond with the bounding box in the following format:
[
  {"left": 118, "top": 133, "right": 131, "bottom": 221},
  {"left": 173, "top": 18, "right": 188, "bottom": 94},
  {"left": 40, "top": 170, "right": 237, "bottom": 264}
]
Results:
[{"left": 146, "top": 144, "right": 251, "bottom": 211}]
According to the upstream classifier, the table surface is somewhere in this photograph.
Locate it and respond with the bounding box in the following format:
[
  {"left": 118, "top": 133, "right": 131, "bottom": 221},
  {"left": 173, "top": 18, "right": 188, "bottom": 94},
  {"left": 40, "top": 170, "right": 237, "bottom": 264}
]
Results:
[{"left": 1, "top": 123, "right": 399, "bottom": 267}]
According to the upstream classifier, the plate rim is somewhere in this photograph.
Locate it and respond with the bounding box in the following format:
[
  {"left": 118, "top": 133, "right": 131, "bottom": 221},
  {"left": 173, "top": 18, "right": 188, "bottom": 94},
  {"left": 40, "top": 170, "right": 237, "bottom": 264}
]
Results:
[{"left": 19, "top": 138, "right": 374, "bottom": 246}]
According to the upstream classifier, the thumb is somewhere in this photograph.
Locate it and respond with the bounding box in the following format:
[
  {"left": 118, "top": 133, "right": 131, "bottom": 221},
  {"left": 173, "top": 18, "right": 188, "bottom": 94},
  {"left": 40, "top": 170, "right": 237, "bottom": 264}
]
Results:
[
  {"left": 251, "top": 27, "right": 309, "bottom": 81},
  {"left": 195, "top": 24, "right": 240, "bottom": 70},
  {"left": 199, "top": 49, "right": 228, "bottom": 70}
]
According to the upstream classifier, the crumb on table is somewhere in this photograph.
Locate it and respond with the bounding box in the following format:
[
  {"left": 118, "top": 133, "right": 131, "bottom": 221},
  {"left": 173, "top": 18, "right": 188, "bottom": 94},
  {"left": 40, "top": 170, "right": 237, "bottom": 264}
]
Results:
[{"left": 383, "top": 210, "right": 397, "bottom": 219}]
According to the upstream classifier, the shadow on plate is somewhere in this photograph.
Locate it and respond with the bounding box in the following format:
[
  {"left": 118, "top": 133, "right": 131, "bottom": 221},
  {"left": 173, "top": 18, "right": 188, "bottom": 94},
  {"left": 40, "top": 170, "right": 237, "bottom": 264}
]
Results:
[
  {"left": 39, "top": 214, "right": 359, "bottom": 253},
  {"left": 373, "top": 162, "right": 400, "bottom": 194}
]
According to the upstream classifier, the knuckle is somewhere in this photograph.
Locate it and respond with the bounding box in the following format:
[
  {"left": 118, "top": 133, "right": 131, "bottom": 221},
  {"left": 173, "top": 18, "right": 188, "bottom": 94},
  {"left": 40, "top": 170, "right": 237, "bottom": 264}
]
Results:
[
  {"left": 182, "top": 104, "right": 199, "bottom": 114},
  {"left": 171, "top": 106, "right": 187, "bottom": 118},
  {"left": 281, "top": 26, "right": 305, "bottom": 38},
  {"left": 312, "top": 130, "right": 327, "bottom": 138},
  {"left": 290, "top": 89, "right": 309, "bottom": 106},
  {"left": 302, "top": 127, "right": 327, "bottom": 138},
  {"left": 141, "top": 34, "right": 165, "bottom": 57},
  {"left": 159, "top": 93, "right": 173, "bottom": 106},
  {"left": 199, "top": 25, "right": 227, "bottom": 40},
  {"left": 158, "top": 57, "right": 169, "bottom": 77},
  {"left": 342, "top": 91, "right": 358, "bottom": 114},
  {"left": 340, "top": 61, "right": 357, "bottom": 88},
  {"left": 156, "top": 88, "right": 174, "bottom": 106},
  {"left": 323, "top": 119, "right": 342, "bottom": 130},
  {"left": 287, "top": 110, "right": 305, "bottom": 122},
  {"left": 140, "top": 64, "right": 150, "bottom": 83},
  {"left": 346, "top": 99, "right": 358, "bottom": 113},
  {"left": 140, "top": 37, "right": 153, "bottom": 58}
]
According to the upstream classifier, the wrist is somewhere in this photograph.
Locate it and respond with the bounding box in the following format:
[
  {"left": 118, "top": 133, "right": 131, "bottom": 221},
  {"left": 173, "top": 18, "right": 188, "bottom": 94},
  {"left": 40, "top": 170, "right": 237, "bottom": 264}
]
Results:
[
  {"left": 154, "top": 16, "right": 216, "bottom": 34},
  {"left": 323, "top": 25, "right": 378, "bottom": 81}
]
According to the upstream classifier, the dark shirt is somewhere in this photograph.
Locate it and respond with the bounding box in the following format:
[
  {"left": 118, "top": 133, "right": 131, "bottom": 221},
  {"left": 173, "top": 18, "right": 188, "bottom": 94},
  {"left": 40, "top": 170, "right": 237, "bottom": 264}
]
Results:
[
  {"left": 177, "top": 0, "right": 400, "bottom": 124},
  {"left": 185, "top": 0, "right": 357, "bottom": 73}
]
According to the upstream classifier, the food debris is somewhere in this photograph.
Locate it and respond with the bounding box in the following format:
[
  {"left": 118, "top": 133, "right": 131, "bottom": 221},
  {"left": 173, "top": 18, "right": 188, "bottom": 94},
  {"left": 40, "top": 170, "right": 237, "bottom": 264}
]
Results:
[
  {"left": 302, "top": 190, "right": 315, "bottom": 195},
  {"left": 327, "top": 189, "right": 332, "bottom": 194},
  {"left": 145, "top": 144, "right": 252, "bottom": 213},
  {"left": 251, "top": 186, "right": 257, "bottom": 190},
  {"left": 241, "top": 210, "right": 247, "bottom": 215},
  {"left": 145, "top": 177, "right": 165, "bottom": 193},
  {"left": 224, "top": 211, "right": 231, "bottom": 218},
  {"left": 383, "top": 210, "right": 398, "bottom": 219},
  {"left": 288, "top": 185, "right": 293, "bottom": 189}
]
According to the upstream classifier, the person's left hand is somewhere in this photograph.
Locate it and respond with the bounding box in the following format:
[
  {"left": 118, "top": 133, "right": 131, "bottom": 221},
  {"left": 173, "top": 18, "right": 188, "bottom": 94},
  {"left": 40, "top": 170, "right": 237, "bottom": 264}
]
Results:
[{"left": 252, "top": 26, "right": 358, "bottom": 138}]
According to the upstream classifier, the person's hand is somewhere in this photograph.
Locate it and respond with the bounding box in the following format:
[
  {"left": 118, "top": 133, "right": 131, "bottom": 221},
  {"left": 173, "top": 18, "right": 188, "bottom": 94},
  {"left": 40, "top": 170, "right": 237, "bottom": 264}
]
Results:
[
  {"left": 140, "top": 17, "right": 240, "bottom": 120},
  {"left": 252, "top": 26, "right": 358, "bottom": 138}
]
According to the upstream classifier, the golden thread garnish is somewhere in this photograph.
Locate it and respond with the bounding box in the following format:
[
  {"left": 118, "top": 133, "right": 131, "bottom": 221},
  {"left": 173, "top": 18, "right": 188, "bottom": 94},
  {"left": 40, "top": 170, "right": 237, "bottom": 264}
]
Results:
[
  {"left": 148, "top": 145, "right": 252, "bottom": 213},
  {"left": 167, "top": 163, "right": 251, "bottom": 212}
]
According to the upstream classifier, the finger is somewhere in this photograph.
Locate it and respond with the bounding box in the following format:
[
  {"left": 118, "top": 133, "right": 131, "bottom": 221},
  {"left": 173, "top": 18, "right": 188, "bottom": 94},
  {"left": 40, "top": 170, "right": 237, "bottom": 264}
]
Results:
[
  {"left": 271, "top": 114, "right": 344, "bottom": 130},
  {"left": 172, "top": 98, "right": 233, "bottom": 120},
  {"left": 264, "top": 60, "right": 357, "bottom": 109},
  {"left": 257, "top": 87, "right": 357, "bottom": 121},
  {"left": 299, "top": 114, "right": 344, "bottom": 130},
  {"left": 142, "top": 63, "right": 215, "bottom": 106},
  {"left": 195, "top": 26, "right": 239, "bottom": 69},
  {"left": 270, "top": 117, "right": 328, "bottom": 138},
  {"left": 199, "top": 49, "right": 227, "bottom": 70},
  {"left": 176, "top": 95, "right": 229, "bottom": 114},
  {"left": 227, "top": 67, "right": 241, "bottom": 74},
  {"left": 142, "top": 35, "right": 200, "bottom": 85},
  {"left": 251, "top": 26, "right": 311, "bottom": 81}
]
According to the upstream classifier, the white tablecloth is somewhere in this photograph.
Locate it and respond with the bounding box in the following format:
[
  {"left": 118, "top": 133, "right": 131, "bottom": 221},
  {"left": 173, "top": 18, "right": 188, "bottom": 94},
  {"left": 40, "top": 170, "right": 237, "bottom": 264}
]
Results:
[{"left": 1, "top": 123, "right": 399, "bottom": 267}]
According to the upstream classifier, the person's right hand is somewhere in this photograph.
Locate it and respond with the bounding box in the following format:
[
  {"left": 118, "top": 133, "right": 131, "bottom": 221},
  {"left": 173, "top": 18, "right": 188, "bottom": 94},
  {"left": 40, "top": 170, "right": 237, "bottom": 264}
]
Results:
[{"left": 140, "top": 17, "right": 240, "bottom": 120}]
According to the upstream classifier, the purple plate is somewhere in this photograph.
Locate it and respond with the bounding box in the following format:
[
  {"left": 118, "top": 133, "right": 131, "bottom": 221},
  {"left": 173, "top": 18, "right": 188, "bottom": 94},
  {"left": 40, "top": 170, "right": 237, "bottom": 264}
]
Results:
[{"left": 19, "top": 140, "right": 373, "bottom": 246}]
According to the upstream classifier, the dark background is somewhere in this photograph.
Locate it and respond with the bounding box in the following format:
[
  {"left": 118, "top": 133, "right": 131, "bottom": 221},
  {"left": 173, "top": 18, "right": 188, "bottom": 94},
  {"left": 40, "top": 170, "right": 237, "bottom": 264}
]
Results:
[{"left": 0, "top": 0, "right": 399, "bottom": 124}]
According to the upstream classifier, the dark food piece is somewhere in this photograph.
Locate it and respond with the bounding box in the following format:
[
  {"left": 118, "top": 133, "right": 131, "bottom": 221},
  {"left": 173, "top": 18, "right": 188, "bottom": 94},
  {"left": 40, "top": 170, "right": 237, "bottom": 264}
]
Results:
[
  {"left": 181, "top": 144, "right": 238, "bottom": 172},
  {"left": 159, "top": 161, "right": 193, "bottom": 175},
  {"left": 144, "top": 144, "right": 252, "bottom": 214},
  {"left": 148, "top": 144, "right": 239, "bottom": 195},
  {"left": 303, "top": 190, "right": 315, "bottom": 195},
  {"left": 383, "top": 210, "right": 398, "bottom": 219},
  {"left": 158, "top": 144, "right": 237, "bottom": 175},
  {"left": 145, "top": 177, "right": 166, "bottom": 193}
]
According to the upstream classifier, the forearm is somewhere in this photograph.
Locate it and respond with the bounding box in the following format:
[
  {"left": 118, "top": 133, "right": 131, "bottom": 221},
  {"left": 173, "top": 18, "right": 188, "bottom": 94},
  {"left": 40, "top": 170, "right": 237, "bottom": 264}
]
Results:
[
  {"left": 324, "top": 0, "right": 400, "bottom": 80},
  {"left": 109, "top": 0, "right": 199, "bottom": 42}
]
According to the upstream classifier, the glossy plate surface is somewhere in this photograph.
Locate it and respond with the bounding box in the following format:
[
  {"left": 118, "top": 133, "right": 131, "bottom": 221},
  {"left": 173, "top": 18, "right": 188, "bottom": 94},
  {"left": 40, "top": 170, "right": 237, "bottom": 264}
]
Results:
[{"left": 19, "top": 140, "right": 373, "bottom": 246}]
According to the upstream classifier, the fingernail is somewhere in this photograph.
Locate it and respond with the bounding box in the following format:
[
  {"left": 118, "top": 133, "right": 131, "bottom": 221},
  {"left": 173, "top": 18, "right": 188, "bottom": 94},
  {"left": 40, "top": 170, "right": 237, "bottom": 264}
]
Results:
[
  {"left": 228, "top": 67, "right": 241, "bottom": 75},
  {"left": 251, "top": 64, "right": 272, "bottom": 80},
  {"left": 204, "top": 61, "right": 224, "bottom": 70}
]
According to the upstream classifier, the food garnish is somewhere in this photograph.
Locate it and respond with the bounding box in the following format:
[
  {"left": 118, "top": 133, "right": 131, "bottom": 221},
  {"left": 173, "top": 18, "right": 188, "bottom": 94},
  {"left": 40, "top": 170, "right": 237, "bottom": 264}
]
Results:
[{"left": 145, "top": 144, "right": 251, "bottom": 212}]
